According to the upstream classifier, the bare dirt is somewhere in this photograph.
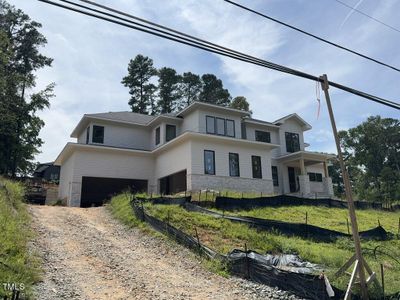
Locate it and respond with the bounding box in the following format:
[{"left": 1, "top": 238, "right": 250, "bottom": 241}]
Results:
[{"left": 29, "top": 205, "right": 300, "bottom": 300}]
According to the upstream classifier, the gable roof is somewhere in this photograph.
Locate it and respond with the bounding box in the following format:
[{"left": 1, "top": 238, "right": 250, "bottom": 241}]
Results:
[
  {"left": 273, "top": 113, "right": 312, "bottom": 130},
  {"left": 177, "top": 101, "right": 251, "bottom": 117},
  {"left": 86, "top": 111, "right": 156, "bottom": 125}
]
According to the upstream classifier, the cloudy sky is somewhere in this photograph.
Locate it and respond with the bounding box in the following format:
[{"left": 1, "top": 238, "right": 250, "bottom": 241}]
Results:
[{"left": 8, "top": 0, "right": 400, "bottom": 163}]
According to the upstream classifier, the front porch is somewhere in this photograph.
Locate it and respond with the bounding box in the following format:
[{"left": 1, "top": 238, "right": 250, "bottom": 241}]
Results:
[{"left": 276, "top": 151, "right": 335, "bottom": 197}]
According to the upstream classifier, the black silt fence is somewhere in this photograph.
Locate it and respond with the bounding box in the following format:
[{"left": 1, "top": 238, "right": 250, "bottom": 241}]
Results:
[
  {"left": 130, "top": 200, "right": 338, "bottom": 300},
  {"left": 183, "top": 203, "right": 390, "bottom": 242},
  {"left": 214, "top": 195, "right": 394, "bottom": 211}
]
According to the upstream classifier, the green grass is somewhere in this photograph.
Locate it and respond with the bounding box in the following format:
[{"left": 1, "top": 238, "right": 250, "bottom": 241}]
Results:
[
  {"left": 0, "top": 178, "right": 41, "bottom": 299},
  {"left": 109, "top": 193, "right": 400, "bottom": 296}
]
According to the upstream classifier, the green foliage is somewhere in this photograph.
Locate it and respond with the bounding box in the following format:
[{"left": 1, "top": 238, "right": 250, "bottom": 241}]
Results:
[
  {"left": 0, "top": 178, "right": 41, "bottom": 298},
  {"left": 335, "top": 116, "right": 400, "bottom": 202},
  {"left": 0, "top": 1, "right": 54, "bottom": 177},
  {"left": 230, "top": 96, "right": 251, "bottom": 112},
  {"left": 121, "top": 54, "right": 157, "bottom": 114},
  {"left": 199, "top": 74, "right": 231, "bottom": 106},
  {"left": 179, "top": 72, "right": 202, "bottom": 107},
  {"left": 156, "top": 67, "right": 181, "bottom": 113}
]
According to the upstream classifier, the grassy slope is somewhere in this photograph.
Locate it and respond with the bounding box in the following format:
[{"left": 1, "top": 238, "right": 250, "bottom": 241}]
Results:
[
  {"left": 109, "top": 193, "right": 399, "bottom": 295},
  {"left": 0, "top": 179, "right": 40, "bottom": 298}
]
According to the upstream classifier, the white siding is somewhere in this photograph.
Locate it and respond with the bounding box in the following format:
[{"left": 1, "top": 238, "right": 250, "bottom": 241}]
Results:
[
  {"left": 277, "top": 119, "right": 305, "bottom": 156},
  {"left": 58, "top": 153, "right": 75, "bottom": 205},
  {"left": 306, "top": 164, "right": 326, "bottom": 194},
  {"left": 180, "top": 110, "right": 200, "bottom": 133},
  {"left": 197, "top": 109, "right": 242, "bottom": 138},
  {"left": 77, "top": 127, "right": 89, "bottom": 144}
]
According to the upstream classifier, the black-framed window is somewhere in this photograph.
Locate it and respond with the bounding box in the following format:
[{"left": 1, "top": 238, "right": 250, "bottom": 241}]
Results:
[
  {"left": 92, "top": 125, "right": 104, "bottom": 144},
  {"left": 206, "top": 116, "right": 215, "bottom": 134},
  {"left": 252, "top": 156, "right": 262, "bottom": 179},
  {"left": 226, "top": 119, "right": 235, "bottom": 137},
  {"left": 255, "top": 130, "right": 271, "bottom": 143},
  {"left": 166, "top": 124, "right": 176, "bottom": 142},
  {"left": 86, "top": 126, "right": 90, "bottom": 144},
  {"left": 285, "top": 132, "right": 300, "bottom": 153},
  {"left": 308, "top": 172, "right": 323, "bottom": 182},
  {"left": 204, "top": 150, "right": 215, "bottom": 175},
  {"left": 272, "top": 166, "right": 279, "bottom": 186},
  {"left": 216, "top": 117, "right": 225, "bottom": 135},
  {"left": 229, "top": 153, "right": 240, "bottom": 177},
  {"left": 155, "top": 127, "right": 160, "bottom": 145}
]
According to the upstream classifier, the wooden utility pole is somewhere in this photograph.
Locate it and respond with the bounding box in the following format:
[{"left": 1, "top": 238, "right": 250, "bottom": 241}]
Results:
[{"left": 320, "top": 74, "right": 378, "bottom": 300}]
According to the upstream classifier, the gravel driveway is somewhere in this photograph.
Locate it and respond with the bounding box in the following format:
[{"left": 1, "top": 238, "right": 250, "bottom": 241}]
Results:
[{"left": 29, "top": 205, "right": 302, "bottom": 300}]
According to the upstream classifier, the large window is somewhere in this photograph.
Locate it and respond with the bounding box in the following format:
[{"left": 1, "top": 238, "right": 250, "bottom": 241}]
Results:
[
  {"left": 271, "top": 166, "right": 279, "bottom": 186},
  {"left": 206, "top": 116, "right": 215, "bottom": 134},
  {"left": 92, "top": 125, "right": 104, "bottom": 144},
  {"left": 166, "top": 124, "right": 176, "bottom": 142},
  {"left": 206, "top": 116, "right": 235, "bottom": 138},
  {"left": 155, "top": 127, "right": 160, "bottom": 145},
  {"left": 251, "top": 156, "right": 262, "bottom": 179},
  {"left": 204, "top": 150, "right": 215, "bottom": 175},
  {"left": 229, "top": 153, "right": 240, "bottom": 177},
  {"left": 255, "top": 130, "right": 271, "bottom": 143},
  {"left": 308, "top": 172, "right": 323, "bottom": 182},
  {"left": 285, "top": 132, "right": 300, "bottom": 153},
  {"left": 216, "top": 118, "right": 225, "bottom": 135},
  {"left": 226, "top": 119, "right": 235, "bottom": 137}
]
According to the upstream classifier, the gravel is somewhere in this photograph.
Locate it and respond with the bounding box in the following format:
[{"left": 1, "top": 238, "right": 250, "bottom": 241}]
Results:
[{"left": 29, "top": 205, "right": 305, "bottom": 300}]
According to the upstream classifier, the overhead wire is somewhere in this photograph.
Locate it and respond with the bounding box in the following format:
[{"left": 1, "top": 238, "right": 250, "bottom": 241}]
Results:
[
  {"left": 334, "top": 0, "right": 400, "bottom": 34},
  {"left": 37, "top": 0, "right": 400, "bottom": 110},
  {"left": 224, "top": 0, "right": 400, "bottom": 73}
]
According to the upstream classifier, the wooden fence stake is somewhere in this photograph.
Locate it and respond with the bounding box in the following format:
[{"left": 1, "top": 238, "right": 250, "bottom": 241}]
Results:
[
  {"left": 378, "top": 219, "right": 381, "bottom": 227},
  {"left": 195, "top": 227, "right": 201, "bottom": 253},
  {"left": 244, "top": 243, "right": 250, "bottom": 278},
  {"left": 346, "top": 218, "right": 350, "bottom": 235},
  {"left": 381, "top": 264, "right": 385, "bottom": 299},
  {"left": 199, "top": 190, "right": 202, "bottom": 202}
]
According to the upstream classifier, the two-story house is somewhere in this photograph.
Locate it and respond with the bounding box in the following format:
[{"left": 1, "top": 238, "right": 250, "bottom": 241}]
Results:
[{"left": 55, "top": 101, "right": 335, "bottom": 207}]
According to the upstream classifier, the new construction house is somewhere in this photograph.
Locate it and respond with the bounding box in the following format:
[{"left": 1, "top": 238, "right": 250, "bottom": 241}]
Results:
[{"left": 55, "top": 101, "right": 335, "bottom": 207}]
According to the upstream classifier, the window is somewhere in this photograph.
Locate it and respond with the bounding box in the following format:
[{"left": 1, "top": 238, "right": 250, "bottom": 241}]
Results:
[
  {"left": 204, "top": 150, "right": 215, "bottom": 175},
  {"left": 92, "top": 125, "right": 104, "bottom": 144},
  {"left": 252, "top": 156, "right": 262, "bottom": 179},
  {"left": 86, "top": 127, "right": 90, "bottom": 144},
  {"left": 229, "top": 153, "right": 240, "bottom": 177},
  {"left": 226, "top": 119, "right": 235, "bottom": 137},
  {"left": 272, "top": 166, "right": 279, "bottom": 186},
  {"left": 166, "top": 124, "right": 176, "bottom": 142},
  {"left": 155, "top": 127, "right": 160, "bottom": 145},
  {"left": 308, "top": 172, "right": 323, "bottom": 182},
  {"left": 285, "top": 132, "right": 300, "bottom": 153},
  {"left": 216, "top": 118, "right": 225, "bottom": 135},
  {"left": 206, "top": 116, "right": 215, "bottom": 134},
  {"left": 255, "top": 130, "right": 271, "bottom": 143}
]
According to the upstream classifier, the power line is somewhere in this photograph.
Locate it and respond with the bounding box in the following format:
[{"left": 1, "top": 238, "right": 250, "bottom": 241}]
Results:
[
  {"left": 37, "top": 0, "right": 400, "bottom": 110},
  {"left": 224, "top": 0, "right": 400, "bottom": 73},
  {"left": 334, "top": 0, "right": 400, "bottom": 34}
]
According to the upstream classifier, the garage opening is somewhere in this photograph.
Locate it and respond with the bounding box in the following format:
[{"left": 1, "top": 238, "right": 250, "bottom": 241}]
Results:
[
  {"left": 80, "top": 176, "right": 147, "bottom": 207},
  {"left": 159, "top": 170, "right": 187, "bottom": 195}
]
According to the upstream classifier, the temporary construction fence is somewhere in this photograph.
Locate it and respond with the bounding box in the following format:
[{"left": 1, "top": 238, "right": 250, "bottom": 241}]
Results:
[
  {"left": 183, "top": 202, "right": 391, "bottom": 242},
  {"left": 130, "top": 198, "right": 341, "bottom": 299},
  {"left": 215, "top": 194, "right": 398, "bottom": 211}
]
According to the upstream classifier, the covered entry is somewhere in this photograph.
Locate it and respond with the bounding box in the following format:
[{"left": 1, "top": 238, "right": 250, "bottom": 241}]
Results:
[
  {"left": 80, "top": 176, "right": 147, "bottom": 207},
  {"left": 159, "top": 170, "right": 187, "bottom": 195}
]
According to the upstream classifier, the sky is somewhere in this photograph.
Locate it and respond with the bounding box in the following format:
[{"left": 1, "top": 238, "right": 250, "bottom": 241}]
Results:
[{"left": 7, "top": 0, "right": 400, "bottom": 163}]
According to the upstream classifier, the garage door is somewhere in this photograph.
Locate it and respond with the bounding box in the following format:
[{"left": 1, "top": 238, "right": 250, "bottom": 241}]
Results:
[{"left": 80, "top": 176, "right": 148, "bottom": 207}]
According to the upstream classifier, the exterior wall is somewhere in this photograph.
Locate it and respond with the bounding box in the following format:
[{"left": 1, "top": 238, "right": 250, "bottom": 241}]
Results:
[
  {"left": 154, "top": 140, "right": 192, "bottom": 192},
  {"left": 245, "top": 123, "right": 280, "bottom": 157},
  {"left": 190, "top": 139, "right": 274, "bottom": 194},
  {"left": 58, "top": 153, "right": 75, "bottom": 205},
  {"left": 78, "top": 127, "right": 89, "bottom": 144},
  {"left": 277, "top": 119, "right": 305, "bottom": 156},
  {"left": 306, "top": 164, "right": 328, "bottom": 195},
  {"left": 150, "top": 119, "right": 183, "bottom": 150},
  {"left": 197, "top": 109, "right": 243, "bottom": 138},
  {"left": 180, "top": 110, "right": 200, "bottom": 133},
  {"left": 64, "top": 149, "right": 154, "bottom": 206}
]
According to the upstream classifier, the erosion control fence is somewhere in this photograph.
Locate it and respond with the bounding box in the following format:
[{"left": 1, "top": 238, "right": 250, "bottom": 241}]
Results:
[
  {"left": 215, "top": 194, "right": 397, "bottom": 211},
  {"left": 130, "top": 198, "right": 341, "bottom": 300},
  {"left": 183, "top": 203, "right": 391, "bottom": 242}
]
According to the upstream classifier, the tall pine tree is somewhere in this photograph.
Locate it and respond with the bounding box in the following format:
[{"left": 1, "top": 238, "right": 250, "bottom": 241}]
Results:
[
  {"left": 121, "top": 54, "right": 157, "bottom": 114},
  {"left": 157, "top": 67, "right": 181, "bottom": 114},
  {"left": 180, "top": 72, "right": 201, "bottom": 107},
  {"left": 199, "top": 74, "right": 231, "bottom": 106}
]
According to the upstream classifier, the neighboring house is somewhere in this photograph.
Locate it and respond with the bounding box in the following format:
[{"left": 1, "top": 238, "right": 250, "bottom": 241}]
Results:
[
  {"left": 33, "top": 162, "right": 60, "bottom": 182},
  {"left": 55, "top": 101, "right": 334, "bottom": 207}
]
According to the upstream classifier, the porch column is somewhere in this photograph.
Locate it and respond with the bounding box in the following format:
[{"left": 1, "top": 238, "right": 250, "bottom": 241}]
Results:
[
  {"left": 323, "top": 160, "right": 329, "bottom": 178},
  {"left": 299, "top": 157, "right": 306, "bottom": 175},
  {"left": 323, "top": 160, "right": 334, "bottom": 196}
]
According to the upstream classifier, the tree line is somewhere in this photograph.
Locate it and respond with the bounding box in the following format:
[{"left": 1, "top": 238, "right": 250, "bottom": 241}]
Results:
[{"left": 121, "top": 54, "right": 250, "bottom": 115}]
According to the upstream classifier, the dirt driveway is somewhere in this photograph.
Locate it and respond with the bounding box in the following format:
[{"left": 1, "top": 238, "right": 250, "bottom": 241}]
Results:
[{"left": 29, "top": 205, "right": 296, "bottom": 300}]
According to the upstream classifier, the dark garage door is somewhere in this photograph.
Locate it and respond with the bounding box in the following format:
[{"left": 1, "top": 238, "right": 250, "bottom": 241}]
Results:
[{"left": 81, "top": 176, "right": 147, "bottom": 207}]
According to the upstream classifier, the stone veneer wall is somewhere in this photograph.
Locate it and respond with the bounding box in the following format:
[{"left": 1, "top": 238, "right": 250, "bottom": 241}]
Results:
[{"left": 189, "top": 174, "right": 274, "bottom": 194}]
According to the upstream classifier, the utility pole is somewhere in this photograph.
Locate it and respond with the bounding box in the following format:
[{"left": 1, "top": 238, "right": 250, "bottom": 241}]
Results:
[{"left": 320, "top": 74, "right": 379, "bottom": 300}]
